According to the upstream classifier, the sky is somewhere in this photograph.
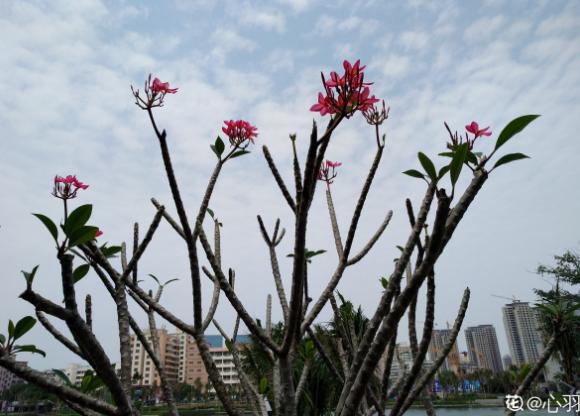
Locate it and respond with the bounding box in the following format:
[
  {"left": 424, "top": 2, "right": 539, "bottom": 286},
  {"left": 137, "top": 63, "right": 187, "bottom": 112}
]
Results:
[{"left": 1, "top": 0, "right": 580, "bottom": 371}]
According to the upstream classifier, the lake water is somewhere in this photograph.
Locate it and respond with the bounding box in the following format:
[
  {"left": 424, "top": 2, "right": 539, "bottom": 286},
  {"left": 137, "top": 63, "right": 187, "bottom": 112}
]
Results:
[{"left": 403, "top": 408, "right": 559, "bottom": 415}]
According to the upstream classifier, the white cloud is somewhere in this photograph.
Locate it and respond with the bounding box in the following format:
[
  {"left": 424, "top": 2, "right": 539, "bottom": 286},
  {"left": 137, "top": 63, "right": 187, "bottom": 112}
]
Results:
[
  {"left": 464, "top": 14, "right": 505, "bottom": 42},
  {"left": 275, "top": 0, "right": 310, "bottom": 13},
  {"left": 2, "top": 0, "right": 580, "bottom": 371},
  {"left": 399, "top": 31, "right": 429, "bottom": 51},
  {"left": 536, "top": 11, "right": 580, "bottom": 35},
  {"left": 314, "top": 15, "right": 379, "bottom": 37},
  {"left": 239, "top": 6, "right": 286, "bottom": 32},
  {"left": 371, "top": 54, "right": 411, "bottom": 81},
  {"left": 209, "top": 28, "right": 257, "bottom": 63}
]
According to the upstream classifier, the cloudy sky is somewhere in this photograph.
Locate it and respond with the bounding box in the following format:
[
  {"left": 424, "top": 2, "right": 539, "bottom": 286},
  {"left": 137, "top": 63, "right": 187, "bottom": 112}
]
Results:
[{"left": 1, "top": 0, "right": 580, "bottom": 371}]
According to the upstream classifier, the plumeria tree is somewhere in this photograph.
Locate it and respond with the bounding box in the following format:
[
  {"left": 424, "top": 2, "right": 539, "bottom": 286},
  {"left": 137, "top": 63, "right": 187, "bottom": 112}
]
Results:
[{"left": 0, "top": 62, "right": 539, "bottom": 416}]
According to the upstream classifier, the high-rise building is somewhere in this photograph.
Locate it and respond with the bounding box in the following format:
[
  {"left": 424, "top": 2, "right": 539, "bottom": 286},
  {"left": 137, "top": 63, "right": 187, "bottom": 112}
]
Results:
[
  {"left": 177, "top": 330, "right": 209, "bottom": 386},
  {"left": 64, "top": 363, "right": 91, "bottom": 386},
  {"left": 130, "top": 328, "right": 180, "bottom": 386},
  {"left": 132, "top": 328, "right": 248, "bottom": 389},
  {"left": 502, "top": 301, "right": 543, "bottom": 367},
  {"left": 428, "top": 329, "right": 460, "bottom": 373},
  {"left": 464, "top": 325, "right": 503, "bottom": 373},
  {"left": 0, "top": 362, "right": 25, "bottom": 392}
]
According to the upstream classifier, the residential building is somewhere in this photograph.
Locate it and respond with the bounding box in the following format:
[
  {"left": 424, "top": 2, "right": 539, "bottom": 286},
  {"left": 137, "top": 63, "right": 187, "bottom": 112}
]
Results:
[
  {"left": 381, "top": 344, "right": 433, "bottom": 382},
  {"left": 428, "top": 329, "right": 461, "bottom": 374},
  {"left": 464, "top": 325, "right": 503, "bottom": 373},
  {"left": 502, "top": 354, "right": 513, "bottom": 369},
  {"left": 130, "top": 328, "right": 179, "bottom": 386},
  {"left": 177, "top": 330, "right": 209, "bottom": 386},
  {"left": 502, "top": 301, "right": 543, "bottom": 367},
  {"left": 210, "top": 347, "right": 240, "bottom": 386},
  {"left": 176, "top": 330, "right": 244, "bottom": 387},
  {"left": 0, "top": 362, "right": 26, "bottom": 392},
  {"left": 64, "top": 363, "right": 91, "bottom": 386}
]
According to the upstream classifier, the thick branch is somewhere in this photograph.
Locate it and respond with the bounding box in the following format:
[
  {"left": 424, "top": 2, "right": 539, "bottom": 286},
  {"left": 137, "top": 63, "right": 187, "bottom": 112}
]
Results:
[
  {"left": 398, "top": 288, "right": 470, "bottom": 415},
  {"left": 0, "top": 357, "right": 120, "bottom": 416}
]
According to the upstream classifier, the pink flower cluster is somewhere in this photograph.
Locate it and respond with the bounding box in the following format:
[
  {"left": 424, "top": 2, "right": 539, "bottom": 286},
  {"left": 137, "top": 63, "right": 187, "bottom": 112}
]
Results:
[
  {"left": 445, "top": 121, "right": 492, "bottom": 151},
  {"left": 151, "top": 77, "right": 178, "bottom": 95},
  {"left": 53, "top": 175, "right": 89, "bottom": 200},
  {"left": 132, "top": 75, "right": 178, "bottom": 110},
  {"left": 222, "top": 119, "right": 258, "bottom": 147},
  {"left": 318, "top": 160, "right": 342, "bottom": 185},
  {"left": 310, "top": 60, "right": 379, "bottom": 118}
]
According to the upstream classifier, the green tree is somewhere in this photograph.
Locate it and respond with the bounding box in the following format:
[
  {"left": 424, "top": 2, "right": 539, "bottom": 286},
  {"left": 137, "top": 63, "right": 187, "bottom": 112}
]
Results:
[{"left": 535, "top": 250, "right": 580, "bottom": 389}]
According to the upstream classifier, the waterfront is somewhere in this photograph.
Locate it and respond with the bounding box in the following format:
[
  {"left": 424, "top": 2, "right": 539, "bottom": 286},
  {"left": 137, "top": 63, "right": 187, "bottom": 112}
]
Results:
[{"left": 403, "top": 408, "right": 564, "bottom": 415}]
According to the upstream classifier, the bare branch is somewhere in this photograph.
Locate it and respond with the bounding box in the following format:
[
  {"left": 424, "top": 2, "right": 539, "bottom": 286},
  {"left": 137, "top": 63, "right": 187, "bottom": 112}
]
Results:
[
  {"left": 85, "top": 295, "right": 92, "bottom": 331},
  {"left": 198, "top": 227, "right": 281, "bottom": 354},
  {"left": 398, "top": 287, "right": 470, "bottom": 415},
  {"left": 263, "top": 145, "right": 296, "bottom": 213},
  {"left": 0, "top": 357, "right": 120, "bottom": 416},
  {"left": 390, "top": 272, "right": 435, "bottom": 416},
  {"left": 295, "top": 358, "right": 312, "bottom": 405},
  {"left": 347, "top": 210, "right": 393, "bottom": 266},
  {"left": 36, "top": 311, "right": 84, "bottom": 359},
  {"left": 257, "top": 216, "right": 290, "bottom": 322}
]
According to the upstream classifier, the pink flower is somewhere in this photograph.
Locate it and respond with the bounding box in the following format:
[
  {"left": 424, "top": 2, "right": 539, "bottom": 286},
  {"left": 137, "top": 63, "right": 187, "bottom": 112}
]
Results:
[
  {"left": 95, "top": 229, "right": 103, "bottom": 238},
  {"left": 53, "top": 175, "right": 89, "bottom": 200},
  {"left": 465, "top": 121, "right": 492, "bottom": 138},
  {"left": 222, "top": 119, "right": 258, "bottom": 147},
  {"left": 131, "top": 74, "right": 178, "bottom": 110},
  {"left": 151, "top": 77, "right": 178, "bottom": 94},
  {"left": 310, "top": 92, "right": 336, "bottom": 116},
  {"left": 311, "top": 59, "right": 379, "bottom": 118},
  {"left": 318, "top": 160, "right": 342, "bottom": 185}
]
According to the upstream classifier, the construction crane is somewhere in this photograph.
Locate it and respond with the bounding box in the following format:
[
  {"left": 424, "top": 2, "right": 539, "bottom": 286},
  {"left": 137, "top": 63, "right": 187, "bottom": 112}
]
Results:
[{"left": 491, "top": 294, "right": 522, "bottom": 303}]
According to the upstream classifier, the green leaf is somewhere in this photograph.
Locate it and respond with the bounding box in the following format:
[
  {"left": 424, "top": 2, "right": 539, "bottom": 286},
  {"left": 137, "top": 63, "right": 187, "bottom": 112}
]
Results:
[
  {"left": 64, "top": 204, "right": 93, "bottom": 235},
  {"left": 21, "top": 265, "right": 40, "bottom": 286},
  {"left": 13, "top": 316, "right": 36, "bottom": 341},
  {"left": 52, "top": 369, "right": 72, "bottom": 387},
  {"left": 438, "top": 165, "right": 450, "bottom": 180},
  {"left": 68, "top": 226, "right": 99, "bottom": 248},
  {"left": 0, "top": 334, "right": 6, "bottom": 345},
  {"left": 402, "top": 169, "right": 425, "bottom": 179},
  {"left": 80, "top": 371, "right": 105, "bottom": 393},
  {"left": 438, "top": 152, "right": 454, "bottom": 158},
  {"left": 380, "top": 277, "right": 389, "bottom": 289},
  {"left": 32, "top": 214, "right": 58, "bottom": 243},
  {"left": 73, "top": 264, "right": 90, "bottom": 283},
  {"left": 148, "top": 274, "right": 160, "bottom": 285},
  {"left": 13, "top": 345, "right": 46, "bottom": 357},
  {"left": 230, "top": 150, "right": 250, "bottom": 159},
  {"left": 495, "top": 115, "right": 540, "bottom": 150},
  {"left": 211, "top": 136, "right": 225, "bottom": 158},
  {"left": 418, "top": 152, "right": 437, "bottom": 181},
  {"left": 450, "top": 143, "right": 469, "bottom": 186},
  {"left": 101, "top": 245, "right": 122, "bottom": 258},
  {"left": 305, "top": 249, "right": 326, "bottom": 259},
  {"left": 492, "top": 153, "right": 530, "bottom": 170},
  {"left": 163, "top": 278, "right": 179, "bottom": 287},
  {"left": 8, "top": 320, "right": 15, "bottom": 339},
  {"left": 206, "top": 208, "right": 215, "bottom": 219},
  {"left": 225, "top": 339, "right": 233, "bottom": 352},
  {"left": 466, "top": 151, "right": 478, "bottom": 164},
  {"left": 305, "top": 339, "right": 315, "bottom": 359},
  {"left": 259, "top": 377, "right": 269, "bottom": 394}
]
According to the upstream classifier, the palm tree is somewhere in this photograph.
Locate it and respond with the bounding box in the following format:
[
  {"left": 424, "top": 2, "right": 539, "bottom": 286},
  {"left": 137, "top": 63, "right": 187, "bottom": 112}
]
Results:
[{"left": 507, "top": 296, "right": 580, "bottom": 416}]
